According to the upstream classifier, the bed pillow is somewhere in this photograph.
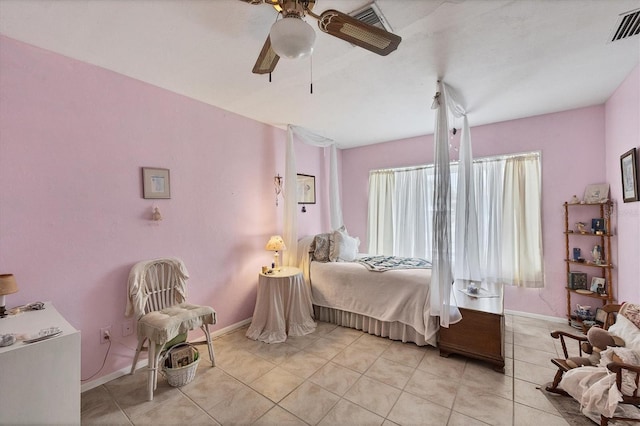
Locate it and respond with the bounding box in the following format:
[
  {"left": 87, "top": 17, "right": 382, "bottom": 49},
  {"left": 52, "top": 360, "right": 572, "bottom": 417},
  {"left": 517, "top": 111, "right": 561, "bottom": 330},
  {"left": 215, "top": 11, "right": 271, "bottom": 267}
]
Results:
[
  {"left": 313, "top": 233, "right": 332, "bottom": 262},
  {"left": 331, "top": 228, "right": 360, "bottom": 262},
  {"left": 328, "top": 226, "right": 346, "bottom": 262}
]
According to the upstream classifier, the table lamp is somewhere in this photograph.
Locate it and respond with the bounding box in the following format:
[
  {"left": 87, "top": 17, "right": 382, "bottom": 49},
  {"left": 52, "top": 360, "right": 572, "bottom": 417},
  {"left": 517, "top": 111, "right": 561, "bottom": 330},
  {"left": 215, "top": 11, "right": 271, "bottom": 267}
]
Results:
[
  {"left": 0, "top": 274, "right": 19, "bottom": 318},
  {"left": 265, "top": 235, "right": 286, "bottom": 271}
]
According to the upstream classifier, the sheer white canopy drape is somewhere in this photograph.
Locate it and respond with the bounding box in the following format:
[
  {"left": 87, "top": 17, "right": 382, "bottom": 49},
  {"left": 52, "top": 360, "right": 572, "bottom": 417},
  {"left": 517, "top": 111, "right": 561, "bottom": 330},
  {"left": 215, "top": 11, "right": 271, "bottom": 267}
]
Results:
[
  {"left": 432, "top": 81, "right": 477, "bottom": 327},
  {"left": 282, "top": 125, "right": 343, "bottom": 267}
]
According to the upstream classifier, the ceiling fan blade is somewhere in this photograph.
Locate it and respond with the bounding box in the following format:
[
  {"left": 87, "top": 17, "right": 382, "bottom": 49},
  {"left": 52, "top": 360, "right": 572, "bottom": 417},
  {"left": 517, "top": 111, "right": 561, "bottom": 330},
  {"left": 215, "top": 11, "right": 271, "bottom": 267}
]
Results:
[
  {"left": 239, "top": 0, "right": 265, "bottom": 5},
  {"left": 252, "top": 36, "right": 280, "bottom": 74},
  {"left": 317, "top": 9, "right": 401, "bottom": 56}
]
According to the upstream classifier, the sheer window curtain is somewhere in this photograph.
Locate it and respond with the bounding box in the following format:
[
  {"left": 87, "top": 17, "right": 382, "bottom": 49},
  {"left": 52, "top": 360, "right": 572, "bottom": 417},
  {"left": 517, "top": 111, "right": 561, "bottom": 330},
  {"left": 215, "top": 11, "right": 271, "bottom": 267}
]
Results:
[
  {"left": 367, "top": 170, "right": 395, "bottom": 256},
  {"left": 368, "top": 166, "right": 435, "bottom": 258},
  {"left": 367, "top": 151, "right": 544, "bottom": 289},
  {"left": 500, "top": 154, "right": 544, "bottom": 287}
]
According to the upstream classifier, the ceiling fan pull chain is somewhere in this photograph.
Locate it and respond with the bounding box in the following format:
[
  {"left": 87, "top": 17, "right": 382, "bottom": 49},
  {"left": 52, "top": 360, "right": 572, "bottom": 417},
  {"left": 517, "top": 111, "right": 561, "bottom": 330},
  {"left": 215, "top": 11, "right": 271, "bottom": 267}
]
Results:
[{"left": 309, "top": 56, "right": 313, "bottom": 94}]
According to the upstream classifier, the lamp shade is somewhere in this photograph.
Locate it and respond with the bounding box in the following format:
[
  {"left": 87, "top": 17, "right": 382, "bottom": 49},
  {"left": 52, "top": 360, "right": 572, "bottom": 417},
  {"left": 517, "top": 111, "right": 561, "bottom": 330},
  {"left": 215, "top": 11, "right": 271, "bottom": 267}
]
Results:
[
  {"left": 269, "top": 16, "right": 316, "bottom": 59},
  {"left": 0, "top": 274, "right": 18, "bottom": 296},
  {"left": 265, "top": 235, "right": 287, "bottom": 252}
]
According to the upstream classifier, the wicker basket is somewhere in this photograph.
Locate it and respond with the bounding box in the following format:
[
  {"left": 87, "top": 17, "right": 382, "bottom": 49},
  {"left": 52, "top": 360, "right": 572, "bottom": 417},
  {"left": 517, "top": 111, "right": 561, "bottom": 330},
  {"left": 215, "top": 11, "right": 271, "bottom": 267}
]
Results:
[{"left": 161, "top": 343, "right": 199, "bottom": 387}]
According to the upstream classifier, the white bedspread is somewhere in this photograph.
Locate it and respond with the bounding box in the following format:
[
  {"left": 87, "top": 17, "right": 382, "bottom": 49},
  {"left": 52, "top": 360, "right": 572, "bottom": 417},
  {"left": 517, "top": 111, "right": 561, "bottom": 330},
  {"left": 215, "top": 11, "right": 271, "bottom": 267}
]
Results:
[{"left": 309, "top": 260, "right": 437, "bottom": 344}]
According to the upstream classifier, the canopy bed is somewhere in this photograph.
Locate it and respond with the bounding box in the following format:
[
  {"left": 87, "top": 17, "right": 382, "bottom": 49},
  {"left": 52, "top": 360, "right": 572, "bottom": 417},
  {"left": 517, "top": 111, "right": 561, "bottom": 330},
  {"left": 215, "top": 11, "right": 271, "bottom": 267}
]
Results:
[
  {"left": 297, "top": 233, "right": 438, "bottom": 347},
  {"left": 274, "top": 82, "right": 511, "bottom": 363}
]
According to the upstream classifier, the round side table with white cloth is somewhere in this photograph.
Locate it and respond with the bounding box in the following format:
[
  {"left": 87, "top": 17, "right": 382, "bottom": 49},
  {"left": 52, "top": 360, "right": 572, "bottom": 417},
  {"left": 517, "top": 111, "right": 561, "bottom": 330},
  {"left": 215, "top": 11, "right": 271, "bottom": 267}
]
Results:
[{"left": 246, "top": 266, "right": 316, "bottom": 343}]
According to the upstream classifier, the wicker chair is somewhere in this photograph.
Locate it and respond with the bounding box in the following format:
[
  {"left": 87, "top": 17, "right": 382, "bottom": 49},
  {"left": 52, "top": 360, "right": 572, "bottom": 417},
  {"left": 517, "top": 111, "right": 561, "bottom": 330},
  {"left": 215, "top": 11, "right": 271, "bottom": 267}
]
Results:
[{"left": 126, "top": 258, "right": 216, "bottom": 400}]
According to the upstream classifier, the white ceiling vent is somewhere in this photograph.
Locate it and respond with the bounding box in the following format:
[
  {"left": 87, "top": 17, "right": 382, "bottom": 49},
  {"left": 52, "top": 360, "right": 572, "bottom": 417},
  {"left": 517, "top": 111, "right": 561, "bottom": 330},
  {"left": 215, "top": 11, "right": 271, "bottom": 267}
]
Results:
[
  {"left": 349, "top": 2, "right": 393, "bottom": 33},
  {"left": 609, "top": 8, "right": 640, "bottom": 43}
]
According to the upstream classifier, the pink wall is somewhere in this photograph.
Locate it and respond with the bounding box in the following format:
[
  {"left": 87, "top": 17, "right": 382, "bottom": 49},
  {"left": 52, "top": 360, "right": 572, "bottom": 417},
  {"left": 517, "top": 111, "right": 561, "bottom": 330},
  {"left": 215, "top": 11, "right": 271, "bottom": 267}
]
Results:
[
  {"left": 342, "top": 106, "right": 608, "bottom": 318},
  {"left": 605, "top": 64, "right": 640, "bottom": 305},
  {"left": 0, "top": 36, "right": 328, "bottom": 382}
]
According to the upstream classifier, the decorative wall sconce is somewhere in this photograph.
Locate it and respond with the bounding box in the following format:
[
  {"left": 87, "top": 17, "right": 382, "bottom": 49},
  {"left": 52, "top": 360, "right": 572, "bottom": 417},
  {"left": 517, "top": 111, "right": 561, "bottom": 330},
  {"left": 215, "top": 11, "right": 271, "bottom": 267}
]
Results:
[
  {"left": 274, "top": 174, "right": 283, "bottom": 206},
  {"left": 151, "top": 206, "right": 163, "bottom": 221}
]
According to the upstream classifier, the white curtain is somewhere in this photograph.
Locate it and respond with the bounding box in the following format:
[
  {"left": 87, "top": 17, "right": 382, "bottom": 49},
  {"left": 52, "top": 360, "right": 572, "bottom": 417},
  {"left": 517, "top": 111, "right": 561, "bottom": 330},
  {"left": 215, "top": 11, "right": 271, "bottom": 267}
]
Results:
[
  {"left": 282, "top": 125, "right": 343, "bottom": 267},
  {"left": 367, "top": 170, "right": 395, "bottom": 256},
  {"left": 368, "top": 152, "right": 544, "bottom": 289},
  {"left": 500, "top": 154, "right": 544, "bottom": 287},
  {"left": 369, "top": 152, "right": 544, "bottom": 287},
  {"left": 431, "top": 81, "right": 461, "bottom": 328},
  {"left": 393, "top": 168, "right": 431, "bottom": 258},
  {"left": 474, "top": 158, "right": 505, "bottom": 283}
]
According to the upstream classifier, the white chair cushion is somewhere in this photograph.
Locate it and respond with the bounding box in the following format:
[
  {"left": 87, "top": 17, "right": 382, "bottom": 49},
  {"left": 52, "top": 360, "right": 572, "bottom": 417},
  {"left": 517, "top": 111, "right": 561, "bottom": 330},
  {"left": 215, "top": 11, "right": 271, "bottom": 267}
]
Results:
[{"left": 137, "top": 303, "right": 216, "bottom": 345}]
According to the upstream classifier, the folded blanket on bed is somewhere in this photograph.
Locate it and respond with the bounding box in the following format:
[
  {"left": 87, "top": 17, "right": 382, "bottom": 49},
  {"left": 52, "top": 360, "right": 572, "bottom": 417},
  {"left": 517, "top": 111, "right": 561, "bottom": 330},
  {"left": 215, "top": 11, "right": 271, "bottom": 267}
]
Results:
[{"left": 357, "top": 255, "right": 432, "bottom": 272}]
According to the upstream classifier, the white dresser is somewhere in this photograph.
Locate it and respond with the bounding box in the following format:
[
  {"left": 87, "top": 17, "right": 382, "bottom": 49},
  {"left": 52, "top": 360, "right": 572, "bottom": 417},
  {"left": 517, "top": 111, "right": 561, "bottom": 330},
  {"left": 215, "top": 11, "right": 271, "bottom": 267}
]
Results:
[{"left": 0, "top": 302, "right": 81, "bottom": 425}]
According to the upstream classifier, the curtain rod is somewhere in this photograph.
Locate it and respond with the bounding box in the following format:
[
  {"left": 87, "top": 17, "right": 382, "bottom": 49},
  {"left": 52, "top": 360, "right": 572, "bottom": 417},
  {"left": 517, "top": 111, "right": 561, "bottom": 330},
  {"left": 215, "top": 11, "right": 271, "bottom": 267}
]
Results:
[{"left": 370, "top": 151, "right": 540, "bottom": 175}]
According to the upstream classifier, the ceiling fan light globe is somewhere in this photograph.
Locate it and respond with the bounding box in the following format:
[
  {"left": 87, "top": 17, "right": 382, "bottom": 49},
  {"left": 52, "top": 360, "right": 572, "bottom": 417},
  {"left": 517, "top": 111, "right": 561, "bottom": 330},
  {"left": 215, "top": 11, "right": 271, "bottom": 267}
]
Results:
[{"left": 269, "top": 17, "right": 316, "bottom": 59}]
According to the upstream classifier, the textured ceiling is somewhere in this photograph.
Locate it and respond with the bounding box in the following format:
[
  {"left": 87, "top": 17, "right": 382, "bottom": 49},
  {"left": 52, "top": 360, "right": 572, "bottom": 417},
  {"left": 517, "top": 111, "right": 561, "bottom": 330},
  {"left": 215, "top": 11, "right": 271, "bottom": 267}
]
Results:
[{"left": 1, "top": 0, "right": 638, "bottom": 148}]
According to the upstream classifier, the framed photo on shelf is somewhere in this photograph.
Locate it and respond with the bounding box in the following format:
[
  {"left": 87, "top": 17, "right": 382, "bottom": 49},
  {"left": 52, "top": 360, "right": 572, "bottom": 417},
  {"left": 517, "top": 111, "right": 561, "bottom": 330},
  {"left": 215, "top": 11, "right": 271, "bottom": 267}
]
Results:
[
  {"left": 590, "top": 277, "right": 606, "bottom": 294},
  {"left": 583, "top": 183, "right": 609, "bottom": 204},
  {"left": 142, "top": 167, "right": 171, "bottom": 199},
  {"left": 296, "top": 174, "right": 316, "bottom": 204},
  {"left": 620, "top": 147, "right": 638, "bottom": 203},
  {"left": 591, "top": 218, "right": 605, "bottom": 234}
]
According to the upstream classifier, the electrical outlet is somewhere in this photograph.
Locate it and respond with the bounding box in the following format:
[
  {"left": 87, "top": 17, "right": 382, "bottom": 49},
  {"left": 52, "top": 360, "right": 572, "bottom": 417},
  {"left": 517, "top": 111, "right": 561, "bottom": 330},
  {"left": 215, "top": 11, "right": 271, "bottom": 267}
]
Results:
[
  {"left": 100, "top": 326, "right": 111, "bottom": 344},
  {"left": 122, "top": 320, "right": 133, "bottom": 337}
]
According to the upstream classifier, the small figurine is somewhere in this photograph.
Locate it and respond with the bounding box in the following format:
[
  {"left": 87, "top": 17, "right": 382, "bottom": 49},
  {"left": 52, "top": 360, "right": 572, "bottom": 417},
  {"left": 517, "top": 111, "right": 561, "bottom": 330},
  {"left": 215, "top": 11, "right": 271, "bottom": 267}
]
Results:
[
  {"left": 569, "top": 195, "right": 580, "bottom": 204},
  {"left": 576, "top": 222, "right": 587, "bottom": 234},
  {"left": 151, "top": 207, "right": 162, "bottom": 221},
  {"left": 592, "top": 244, "right": 603, "bottom": 265}
]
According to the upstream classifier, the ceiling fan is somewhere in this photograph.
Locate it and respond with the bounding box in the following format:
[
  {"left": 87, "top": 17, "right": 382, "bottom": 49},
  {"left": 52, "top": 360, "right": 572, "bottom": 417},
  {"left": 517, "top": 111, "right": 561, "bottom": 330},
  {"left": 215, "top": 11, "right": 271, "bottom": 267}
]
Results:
[{"left": 240, "top": 0, "right": 402, "bottom": 74}]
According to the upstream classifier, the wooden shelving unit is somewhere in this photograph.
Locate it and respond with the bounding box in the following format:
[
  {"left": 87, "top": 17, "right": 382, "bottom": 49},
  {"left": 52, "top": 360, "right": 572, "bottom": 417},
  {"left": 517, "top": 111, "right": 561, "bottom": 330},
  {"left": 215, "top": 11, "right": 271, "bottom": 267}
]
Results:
[{"left": 563, "top": 201, "right": 615, "bottom": 328}]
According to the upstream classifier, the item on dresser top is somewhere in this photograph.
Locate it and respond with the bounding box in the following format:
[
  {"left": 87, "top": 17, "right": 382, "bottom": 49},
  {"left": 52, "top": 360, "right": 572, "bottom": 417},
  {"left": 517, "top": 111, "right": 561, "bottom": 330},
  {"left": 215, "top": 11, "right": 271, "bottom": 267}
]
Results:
[
  {"left": 0, "top": 333, "right": 16, "bottom": 347},
  {"left": 458, "top": 285, "right": 499, "bottom": 298},
  {"left": 8, "top": 301, "right": 45, "bottom": 315},
  {"left": 22, "top": 326, "right": 62, "bottom": 343}
]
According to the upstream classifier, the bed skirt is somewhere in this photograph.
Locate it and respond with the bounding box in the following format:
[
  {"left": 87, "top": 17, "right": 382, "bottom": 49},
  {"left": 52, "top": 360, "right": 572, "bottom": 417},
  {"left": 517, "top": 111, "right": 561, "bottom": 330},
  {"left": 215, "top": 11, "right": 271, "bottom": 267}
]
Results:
[{"left": 313, "top": 305, "right": 436, "bottom": 347}]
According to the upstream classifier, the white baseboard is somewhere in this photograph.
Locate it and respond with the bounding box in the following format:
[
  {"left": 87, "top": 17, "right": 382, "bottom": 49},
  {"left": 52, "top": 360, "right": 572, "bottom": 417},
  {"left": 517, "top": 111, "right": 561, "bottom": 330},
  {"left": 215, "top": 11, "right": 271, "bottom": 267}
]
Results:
[{"left": 80, "top": 317, "right": 253, "bottom": 393}]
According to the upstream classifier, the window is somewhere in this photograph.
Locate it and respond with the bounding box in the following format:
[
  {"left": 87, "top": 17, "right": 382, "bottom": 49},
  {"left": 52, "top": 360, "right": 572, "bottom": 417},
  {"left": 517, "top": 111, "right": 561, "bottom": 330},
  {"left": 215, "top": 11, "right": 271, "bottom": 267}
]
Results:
[{"left": 367, "top": 152, "right": 543, "bottom": 287}]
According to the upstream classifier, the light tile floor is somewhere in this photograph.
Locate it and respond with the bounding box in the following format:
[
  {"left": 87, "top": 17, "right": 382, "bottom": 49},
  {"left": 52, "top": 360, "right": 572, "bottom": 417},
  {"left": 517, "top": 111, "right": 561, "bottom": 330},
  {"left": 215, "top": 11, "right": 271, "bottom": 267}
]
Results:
[{"left": 81, "top": 315, "right": 588, "bottom": 425}]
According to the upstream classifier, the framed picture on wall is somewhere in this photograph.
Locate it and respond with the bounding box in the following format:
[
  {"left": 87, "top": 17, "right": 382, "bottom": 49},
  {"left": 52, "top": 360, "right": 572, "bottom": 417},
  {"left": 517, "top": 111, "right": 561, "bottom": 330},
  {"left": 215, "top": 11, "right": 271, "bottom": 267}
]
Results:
[
  {"left": 620, "top": 148, "right": 638, "bottom": 203},
  {"left": 296, "top": 174, "right": 316, "bottom": 204},
  {"left": 142, "top": 167, "right": 171, "bottom": 199}
]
